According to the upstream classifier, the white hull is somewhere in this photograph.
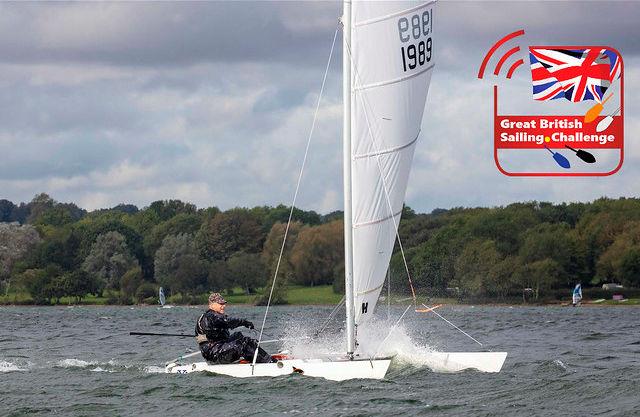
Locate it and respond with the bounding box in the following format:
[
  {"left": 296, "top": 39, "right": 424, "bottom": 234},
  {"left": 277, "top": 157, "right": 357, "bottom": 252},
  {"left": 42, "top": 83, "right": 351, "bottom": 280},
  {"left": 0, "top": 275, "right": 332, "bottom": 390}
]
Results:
[
  {"left": 166, "top": 357, "right": 392, "bottom": 381},
  {"left": 420, "top": 352, "right": 507, "bottom": 373}
]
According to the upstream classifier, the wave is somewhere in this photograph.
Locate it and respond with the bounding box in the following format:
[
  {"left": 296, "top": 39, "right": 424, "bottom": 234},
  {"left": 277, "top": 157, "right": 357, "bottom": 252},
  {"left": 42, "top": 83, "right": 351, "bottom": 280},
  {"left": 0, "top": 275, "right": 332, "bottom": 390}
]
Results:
[
  {"left": 0, "top": 360, "right": 28, "bottom": 373},
  {"left": 56, "top": 358, "right": 96, "bottom": 368},
  {"left": 55, "top": 358, "right": 171, "bottom": 374},
  {"left": 144, "top": 366, "right": 166, "bottom": 374}
]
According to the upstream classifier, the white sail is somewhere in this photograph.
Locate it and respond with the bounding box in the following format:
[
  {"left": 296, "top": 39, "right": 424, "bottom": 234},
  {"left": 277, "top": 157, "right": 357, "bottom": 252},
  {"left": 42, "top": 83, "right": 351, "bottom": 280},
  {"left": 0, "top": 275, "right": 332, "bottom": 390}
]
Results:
[
  {"left": 572, "top": 284, "right": 582, "bottom": 305},
  {"left": 159, "top": 287, "right": 166, "bottom": 307},
  {"left": 349, "top": 0, "right": 436, "bottom": 324}
]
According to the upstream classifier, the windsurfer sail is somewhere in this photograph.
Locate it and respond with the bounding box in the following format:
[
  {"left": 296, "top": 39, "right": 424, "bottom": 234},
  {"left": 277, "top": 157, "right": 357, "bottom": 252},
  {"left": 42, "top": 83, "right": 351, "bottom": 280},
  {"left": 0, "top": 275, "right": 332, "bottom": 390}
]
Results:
[
  {"left": 159, "top": 287, "right": 166, "bottom": 307},
  {"left": 572, "top": 284, "right": 582, "bottom": 306}
]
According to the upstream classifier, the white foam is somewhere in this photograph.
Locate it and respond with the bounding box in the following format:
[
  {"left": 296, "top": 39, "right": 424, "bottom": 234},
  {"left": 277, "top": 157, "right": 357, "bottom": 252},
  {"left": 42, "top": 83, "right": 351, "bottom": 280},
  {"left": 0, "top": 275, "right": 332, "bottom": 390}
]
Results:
[
  {"left": 0, "top": 360, "right": 27, "bottom": 372},
  {"left": 144, "top": 365, "right": 166, "bottom": 374},
  {"left": 553, "top": 359, "right": 568, "bottom": 370},
  {"left": 90, "top": 367, "right": 115, "bottom": 373},
  {"left": 57, "top": 358, "right": 95, "bottom": 368},
  {"left": 281, "top": 318, "right": 439, "bottom": 368}
]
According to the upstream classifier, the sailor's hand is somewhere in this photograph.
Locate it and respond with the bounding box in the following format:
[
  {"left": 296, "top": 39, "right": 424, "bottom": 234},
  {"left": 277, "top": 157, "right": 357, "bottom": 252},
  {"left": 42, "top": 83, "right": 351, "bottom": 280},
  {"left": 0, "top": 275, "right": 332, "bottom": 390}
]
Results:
[{"left": 243, "top": 320, "right": 255, "bottom": 329}]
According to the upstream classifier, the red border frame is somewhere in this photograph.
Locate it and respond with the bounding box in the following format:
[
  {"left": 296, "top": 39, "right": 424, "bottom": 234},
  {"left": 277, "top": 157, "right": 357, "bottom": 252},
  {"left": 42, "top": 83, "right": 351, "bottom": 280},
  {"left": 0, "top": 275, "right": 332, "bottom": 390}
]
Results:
[{"left": 493, "top": 45, "right": 624, "bottom": 177}]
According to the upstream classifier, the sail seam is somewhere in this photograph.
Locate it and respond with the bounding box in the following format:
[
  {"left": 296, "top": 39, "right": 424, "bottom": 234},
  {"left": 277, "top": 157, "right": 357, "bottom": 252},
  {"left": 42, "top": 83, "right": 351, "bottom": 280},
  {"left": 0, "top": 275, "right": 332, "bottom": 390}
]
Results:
[
  {"left": 353, "top": 63, "right": 435, "bottom": 91},
  {"left": 355, "top": 283, "right": 385, "bottom": 296},
  {"left": 353, "top": 132, "right": 419, "bottom": 160},
  {"left": 354, "top": 1, "right": 436, "bottom": 27},
  {"left": 353, "top": 209, "right": 402, "bottom": 228}
]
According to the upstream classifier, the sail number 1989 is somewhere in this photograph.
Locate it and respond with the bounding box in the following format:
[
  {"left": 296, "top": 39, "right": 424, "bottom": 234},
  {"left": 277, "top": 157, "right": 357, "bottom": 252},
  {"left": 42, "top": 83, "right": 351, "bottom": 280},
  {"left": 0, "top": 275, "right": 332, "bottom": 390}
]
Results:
[{"left": 398, "top": 8, "right": 433, "bottom": 72}]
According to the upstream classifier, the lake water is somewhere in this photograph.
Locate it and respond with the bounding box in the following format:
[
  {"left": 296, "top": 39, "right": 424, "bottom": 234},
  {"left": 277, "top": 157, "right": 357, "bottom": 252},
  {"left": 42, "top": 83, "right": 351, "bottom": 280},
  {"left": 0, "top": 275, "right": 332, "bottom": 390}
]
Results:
[{"left": 1, "top": 305, "right": 638, "bottom": 416}]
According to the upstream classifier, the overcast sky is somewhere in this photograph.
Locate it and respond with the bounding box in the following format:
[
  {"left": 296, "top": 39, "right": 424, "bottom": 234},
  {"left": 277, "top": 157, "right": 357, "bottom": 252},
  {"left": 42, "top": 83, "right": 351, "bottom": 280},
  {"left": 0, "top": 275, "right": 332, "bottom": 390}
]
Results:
[{"left": 0, "top": 1, "right": 638, "bottom": 214}]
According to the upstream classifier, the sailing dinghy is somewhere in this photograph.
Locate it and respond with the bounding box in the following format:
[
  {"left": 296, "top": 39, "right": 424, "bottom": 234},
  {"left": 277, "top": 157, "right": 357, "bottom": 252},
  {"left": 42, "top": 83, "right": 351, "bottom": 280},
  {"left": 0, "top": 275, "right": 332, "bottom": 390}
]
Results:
[{"left": 166, "top": 0, "right": 506, "bottom": 380}]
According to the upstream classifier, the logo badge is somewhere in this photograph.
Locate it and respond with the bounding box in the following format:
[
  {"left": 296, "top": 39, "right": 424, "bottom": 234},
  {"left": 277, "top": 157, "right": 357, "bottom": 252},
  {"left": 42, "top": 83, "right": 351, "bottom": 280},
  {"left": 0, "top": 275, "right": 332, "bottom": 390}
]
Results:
[{"left": 479, "top": 31, "right": 624, "bottom": 176}]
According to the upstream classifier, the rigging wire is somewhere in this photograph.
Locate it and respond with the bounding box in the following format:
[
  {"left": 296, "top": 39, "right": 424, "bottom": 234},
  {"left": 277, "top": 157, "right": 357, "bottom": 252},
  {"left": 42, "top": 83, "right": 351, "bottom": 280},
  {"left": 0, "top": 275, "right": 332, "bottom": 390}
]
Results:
[
  {"left": 251, "top": 24, "right": 340, "bottom": 371},
  {"left": 421, "top": 303, "right": 484, "bottom": 346},
  {"left": 371, "top": 303, "right": 413, "bottom": 361},
  {"left": 313, "top": 295, "right": 346, "bottom": 338}
]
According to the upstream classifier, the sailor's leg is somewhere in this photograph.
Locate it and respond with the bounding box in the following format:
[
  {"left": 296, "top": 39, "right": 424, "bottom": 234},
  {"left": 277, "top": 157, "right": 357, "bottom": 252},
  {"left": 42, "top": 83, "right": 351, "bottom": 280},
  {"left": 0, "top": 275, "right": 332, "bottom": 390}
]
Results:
[
  {"left": 199, "top": 342, "right": 218, "bottom": 361},
  {"left": 211, "top": 340, "right": 245, "bottom": 364},
  {"left": 235, "top": 335, "right": 274, "bottom": 363}
]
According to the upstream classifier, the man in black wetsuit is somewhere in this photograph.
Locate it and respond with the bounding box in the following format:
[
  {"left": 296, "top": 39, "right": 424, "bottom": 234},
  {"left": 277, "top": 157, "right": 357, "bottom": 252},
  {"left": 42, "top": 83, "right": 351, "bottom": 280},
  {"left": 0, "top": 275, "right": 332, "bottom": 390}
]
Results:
[{"left": 195, "top": 293, "right": 274, "bottom": 364}]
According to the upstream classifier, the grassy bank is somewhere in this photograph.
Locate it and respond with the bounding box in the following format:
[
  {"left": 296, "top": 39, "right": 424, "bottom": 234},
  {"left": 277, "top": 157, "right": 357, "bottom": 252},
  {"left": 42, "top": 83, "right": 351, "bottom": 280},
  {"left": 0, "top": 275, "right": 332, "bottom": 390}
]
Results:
[
  {"left": 0, "top": 285, "right": 345, "bottom": 306},
  {"left": 2, "top": 286, "right": 639, "bottom": 306}
]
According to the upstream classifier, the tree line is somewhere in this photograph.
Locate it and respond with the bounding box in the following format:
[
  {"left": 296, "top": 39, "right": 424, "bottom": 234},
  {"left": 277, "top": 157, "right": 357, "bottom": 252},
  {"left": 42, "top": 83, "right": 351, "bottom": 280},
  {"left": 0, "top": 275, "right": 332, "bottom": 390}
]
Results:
[{"left": 1, "top": 194, "right": 639, "bottom": 304}]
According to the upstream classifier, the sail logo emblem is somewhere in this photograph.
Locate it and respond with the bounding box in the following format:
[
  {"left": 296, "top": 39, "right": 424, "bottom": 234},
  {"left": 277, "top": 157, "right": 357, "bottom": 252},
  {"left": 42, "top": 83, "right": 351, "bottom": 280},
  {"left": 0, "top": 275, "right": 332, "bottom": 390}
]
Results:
[{"left": 478, "top": 30, "right": 624, "bottom": 176}]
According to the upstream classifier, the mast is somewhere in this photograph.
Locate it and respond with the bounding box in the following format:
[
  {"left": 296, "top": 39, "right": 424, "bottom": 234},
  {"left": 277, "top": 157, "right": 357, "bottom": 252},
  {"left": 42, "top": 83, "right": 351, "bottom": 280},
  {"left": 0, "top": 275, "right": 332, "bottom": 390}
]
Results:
[{"left": 342, "top": 0, "right": 356, "bottom": 358}]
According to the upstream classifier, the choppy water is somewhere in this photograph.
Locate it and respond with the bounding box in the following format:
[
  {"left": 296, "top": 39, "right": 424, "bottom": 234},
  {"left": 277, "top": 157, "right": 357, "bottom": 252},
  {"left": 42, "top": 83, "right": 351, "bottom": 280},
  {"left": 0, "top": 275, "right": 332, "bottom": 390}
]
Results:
[{"left": 1, "top": 305, "right": 639, "bottom": 416}]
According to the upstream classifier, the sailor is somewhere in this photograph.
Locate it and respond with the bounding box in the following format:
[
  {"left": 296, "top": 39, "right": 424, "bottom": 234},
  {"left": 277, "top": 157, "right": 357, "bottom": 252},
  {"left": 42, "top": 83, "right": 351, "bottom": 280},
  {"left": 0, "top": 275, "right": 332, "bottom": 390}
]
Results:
[{"left": 195, "top": 292, "right": 274, "bottom": 364}]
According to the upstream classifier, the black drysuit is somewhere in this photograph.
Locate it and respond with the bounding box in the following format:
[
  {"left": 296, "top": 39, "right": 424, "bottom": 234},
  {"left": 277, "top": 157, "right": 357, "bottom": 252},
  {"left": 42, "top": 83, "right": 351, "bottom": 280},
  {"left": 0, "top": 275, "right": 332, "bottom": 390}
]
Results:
[{"left": 195, "top": 310, "right": 273, "bottom": 364}]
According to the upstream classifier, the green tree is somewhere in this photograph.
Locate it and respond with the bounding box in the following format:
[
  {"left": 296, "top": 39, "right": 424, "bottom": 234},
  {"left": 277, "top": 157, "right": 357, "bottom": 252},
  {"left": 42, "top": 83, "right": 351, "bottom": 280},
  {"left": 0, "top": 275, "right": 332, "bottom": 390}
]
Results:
[
  {"left": 120, "top": 266, "right": 144, "bottom": 304},
  {"left": 155, "top": 234, "right": 207, "bottom": 295},
  {"left": 60, "top": 270, "right": 99, "bottom": 303},
  {"left": 0, "top": 199, "right": 17, "bottom": 222},
  {"left": 82, "top": 231, "right": 138, "bottom": 290},
  {"left": 74, "top": 215, "right": 147, "bottom": 278},
  {"left": 619, "top": 248, "right": 640, "bottom": 287},
  {"left": 289, "top": 220, "right": 343, "bottom": 286},
  {"left": 518, "top": 258, "right": 562, "bottom": 300},
  {"left": 196, "top": 208, "right": 263, "bottom": 261},
  {"left": 135, "top": 282, "right": 157, "bottom": 303},
  {"left": 19, "top": 265, "right": 62, "bottom": 304},
  {"left": 596, "top": 221, "right": 640, "bottom": 286},
  {"left": 25, "top": 193, "right": 56, "bottom": 224},
  {"left": 207, "top": 260, "right": 231, "bottom": 294},
  {"left": 519, "top": 222, "right": 576, "bottom": 287},
  {"left": 454, "top": 239, "right": 502, "bottom": 298},
  {"left": 257, "top": 222, "right": 304, "bottom": 305},
  {"left": 148, "top": 200, "right": 197, "bottom": 222},
  {"left": 227, "top": 252, "right": 265, "bottom": 295},
  {"left": 406, "top": 220, "right": 468, "bottom": 294},
  {"left": 257, "top": 204, "right": 321, "bottom": 232},
  {"left": 0, "top": 223, "right": 41, "bottom": 294},
  {"left": 144, "top": 213, "right": 203, "bottom": 260}
]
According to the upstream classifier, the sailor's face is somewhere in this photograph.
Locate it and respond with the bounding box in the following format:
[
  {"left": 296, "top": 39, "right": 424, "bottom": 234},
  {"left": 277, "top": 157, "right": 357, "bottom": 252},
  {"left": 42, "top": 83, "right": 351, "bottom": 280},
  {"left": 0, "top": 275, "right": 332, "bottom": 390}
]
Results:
[{"left": 211, "top": 302, "right": 226, "bottom": 314}]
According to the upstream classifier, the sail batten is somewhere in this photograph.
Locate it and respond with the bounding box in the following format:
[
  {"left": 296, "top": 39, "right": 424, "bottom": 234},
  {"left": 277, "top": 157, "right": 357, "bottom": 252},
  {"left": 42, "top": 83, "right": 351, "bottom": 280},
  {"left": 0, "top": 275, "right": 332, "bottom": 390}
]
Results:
[
  {"left": 353, "top": 132, "right": 419, "bottom": 159},
  {"left": 349, "top": 0, "right": 435, "bottom": 326},
  {"left": 353, "top": 64, "right": 435, "bottom": 91},
  {"left": 353, "top": 209, "right": 402, "bottom": 228}
]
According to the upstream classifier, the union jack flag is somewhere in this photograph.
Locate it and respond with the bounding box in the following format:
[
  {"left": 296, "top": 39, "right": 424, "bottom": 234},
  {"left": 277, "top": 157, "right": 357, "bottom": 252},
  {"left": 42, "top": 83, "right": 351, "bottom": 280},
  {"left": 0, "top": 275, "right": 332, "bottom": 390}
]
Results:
[{"left": 529, "top": 48, "right": 621, "bottom": 102}]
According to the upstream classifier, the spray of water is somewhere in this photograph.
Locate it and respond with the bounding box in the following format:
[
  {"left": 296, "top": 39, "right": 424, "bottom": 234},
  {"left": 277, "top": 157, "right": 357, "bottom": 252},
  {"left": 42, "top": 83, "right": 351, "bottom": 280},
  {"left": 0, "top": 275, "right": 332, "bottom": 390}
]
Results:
[{"left": 275, "top": 317, "right": 459, "bottom": 372}]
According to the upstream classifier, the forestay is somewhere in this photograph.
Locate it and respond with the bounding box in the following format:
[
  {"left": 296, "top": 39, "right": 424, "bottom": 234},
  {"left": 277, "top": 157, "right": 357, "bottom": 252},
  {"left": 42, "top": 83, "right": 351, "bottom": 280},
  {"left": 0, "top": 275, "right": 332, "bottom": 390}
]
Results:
[{"left": 349, "top": 0, "right": 436, "bottom": 324}]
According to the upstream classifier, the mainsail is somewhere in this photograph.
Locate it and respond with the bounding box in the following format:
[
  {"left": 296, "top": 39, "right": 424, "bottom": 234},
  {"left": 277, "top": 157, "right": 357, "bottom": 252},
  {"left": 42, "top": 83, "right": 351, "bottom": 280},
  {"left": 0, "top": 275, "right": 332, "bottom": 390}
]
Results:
[{"left": 348, "top": 0, "right": 436, "bottom": 325}]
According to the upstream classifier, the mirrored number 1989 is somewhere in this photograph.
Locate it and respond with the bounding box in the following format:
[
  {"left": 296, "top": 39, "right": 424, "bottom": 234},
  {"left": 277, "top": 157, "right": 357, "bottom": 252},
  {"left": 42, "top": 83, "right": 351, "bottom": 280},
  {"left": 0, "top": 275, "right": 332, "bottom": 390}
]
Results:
[{"left": 398, "top": 9, "right": 433, "bottom": 72}]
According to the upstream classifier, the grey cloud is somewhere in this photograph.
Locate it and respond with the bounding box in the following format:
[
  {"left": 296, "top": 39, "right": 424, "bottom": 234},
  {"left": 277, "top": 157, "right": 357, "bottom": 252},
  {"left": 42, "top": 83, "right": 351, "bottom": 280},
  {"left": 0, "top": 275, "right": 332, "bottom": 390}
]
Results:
[
  {"left": 0, "top": 2, "right": 340, "bottom": 67},
  {"left": 0, "top": 1, "right": 638, "bottom": 213}
]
